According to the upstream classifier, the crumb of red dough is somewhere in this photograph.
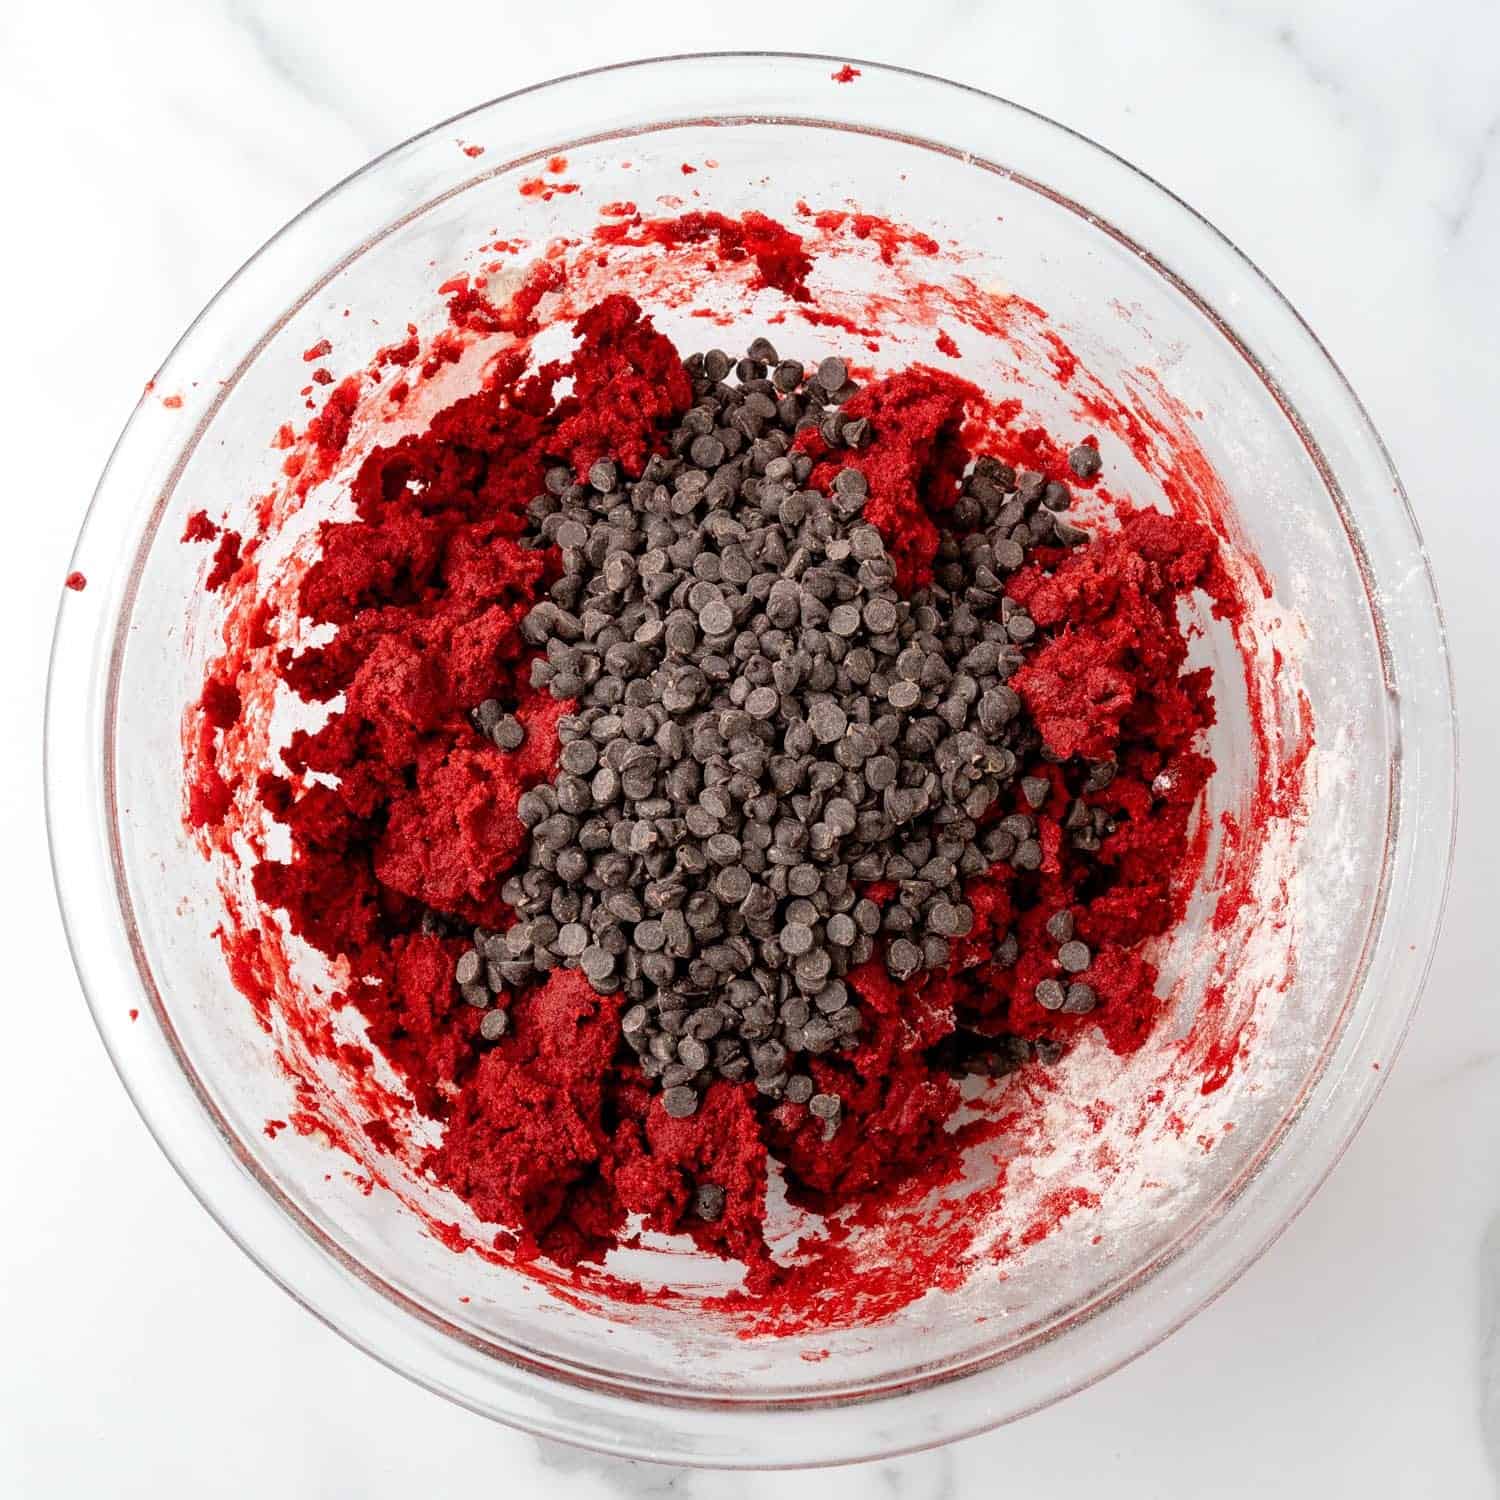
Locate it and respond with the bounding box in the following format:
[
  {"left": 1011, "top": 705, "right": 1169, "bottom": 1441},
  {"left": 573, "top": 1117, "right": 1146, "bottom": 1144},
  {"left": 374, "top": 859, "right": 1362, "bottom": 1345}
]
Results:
[
  {"left": 64, "top": 571, "right": 87, "bottom": 592},
  {"left": 936, "top": 329, "right": 960, "bottom": 358},
  {"left": 128, "top": 1008, "right": 139, "bottom": 1021},
  {"left": 187, "top": 746, "right": 232, "bottom": 831},
  {"left": 375, "top": 327, "right": 420, "bottom": 369},
  {"left": 303, "top": 338, "right": 332, "bottom": 362},
  {"left": 204, "top": 529, "right": 244, "bottom": 592},
  {"left": 461, "top": 142, "right": 485, "bottom": 158},
  {"left": 811, "top": 209, "right": 939, "bottom": 265},
  {"left": 162, "top": 393, "right": 183, "bottom": 409},
  {"left": 198, "top": 674, "right": 241, "bottom": 730},
  {"left": 593, "top": 210, "right": 814, "bottom": 303},
  {"left": 832, "top": 64, "right": 861, "bottom": 82},
  {"left": 1042, "top": 331, "right": 1078, "bottom": 383},
  {"left": 299, "top": 375, "right": 361, "bottom": 487},
  {"left": 182, "top": 511, "right": 219, "bottom": 544},
  {"left": 519, "top": 177, "right": 579, "bottom": 201}
]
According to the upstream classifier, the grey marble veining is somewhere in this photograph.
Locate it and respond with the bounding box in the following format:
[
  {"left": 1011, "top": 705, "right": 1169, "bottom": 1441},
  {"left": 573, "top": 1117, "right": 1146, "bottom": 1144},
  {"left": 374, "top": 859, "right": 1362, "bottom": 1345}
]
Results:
[{"left": 1481, "top": 1209, "right": 1500, "bottom": 1481}]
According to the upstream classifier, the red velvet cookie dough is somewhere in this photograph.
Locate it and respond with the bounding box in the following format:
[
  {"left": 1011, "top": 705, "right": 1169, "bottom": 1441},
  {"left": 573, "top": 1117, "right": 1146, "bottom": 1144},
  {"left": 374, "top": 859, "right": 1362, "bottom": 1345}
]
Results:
[{"left": 192, "top": 275, "right": 1230, "bottom": 1286}]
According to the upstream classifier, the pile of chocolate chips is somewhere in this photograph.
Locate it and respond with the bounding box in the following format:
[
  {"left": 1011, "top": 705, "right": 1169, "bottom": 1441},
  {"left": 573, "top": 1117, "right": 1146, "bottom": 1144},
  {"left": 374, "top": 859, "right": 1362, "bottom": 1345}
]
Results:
[{"left": 449, "top": 339, "right": 1112, "bottom": 1126}]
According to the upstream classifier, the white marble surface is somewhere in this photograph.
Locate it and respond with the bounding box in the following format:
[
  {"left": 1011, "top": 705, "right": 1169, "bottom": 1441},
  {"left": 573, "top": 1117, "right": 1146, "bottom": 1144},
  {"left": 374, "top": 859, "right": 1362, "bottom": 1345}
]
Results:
[{"left": 5, "top": 0, "right": 1498, "bottom": 1493}]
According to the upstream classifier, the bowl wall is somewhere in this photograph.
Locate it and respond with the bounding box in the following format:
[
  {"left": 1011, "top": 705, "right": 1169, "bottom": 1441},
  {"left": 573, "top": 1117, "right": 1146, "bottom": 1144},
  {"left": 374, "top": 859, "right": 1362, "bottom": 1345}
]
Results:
[{"left": 49, "top": 55, "right": 1454, "bottom": 1465}]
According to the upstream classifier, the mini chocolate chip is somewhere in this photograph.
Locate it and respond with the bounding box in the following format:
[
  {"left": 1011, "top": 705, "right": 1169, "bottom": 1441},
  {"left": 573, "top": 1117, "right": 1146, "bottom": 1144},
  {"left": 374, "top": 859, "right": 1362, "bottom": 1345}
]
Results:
[
  {"left": 887, "top": 938, "right": 923, "bottom": 979},
  {"left": 1058, "top": 940, "right": 1091, "bottom": 973},
  {"left": 816, "top": 356, "right": 847, "bottom": 390},
  {"left": 1068, "top": 443, "right": 1101, "bottom": 479},
  {"left": 1035, "top": 978, "right": 1066, "bottom": 1011},
  {"left": 693, "top": 1182, "right": 726, "bottom": 1220},
  {"left": 1021, "top": 776, "right": 1050, "bottom": 809},
  {"left": 580, "top": 945, "right": 616, "bottom": 982},
  {"left": 1062, "top": 982, "right": 1097, "bottom": 1014},
  {"left": 662, "top": 1085, "right": 700, "bottom": 1118},
  {"left": 809, "top": 700, "right": 847, "bottom": 743},
  {"left": 780, "top": 922, "right": 815, "bottom": 956}
]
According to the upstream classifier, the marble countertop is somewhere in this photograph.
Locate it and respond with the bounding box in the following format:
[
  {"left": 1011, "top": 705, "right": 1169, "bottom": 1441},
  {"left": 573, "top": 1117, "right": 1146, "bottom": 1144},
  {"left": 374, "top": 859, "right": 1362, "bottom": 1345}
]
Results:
[{"left": 6, "top": 1, "right": 1497, "bottom": 1494}]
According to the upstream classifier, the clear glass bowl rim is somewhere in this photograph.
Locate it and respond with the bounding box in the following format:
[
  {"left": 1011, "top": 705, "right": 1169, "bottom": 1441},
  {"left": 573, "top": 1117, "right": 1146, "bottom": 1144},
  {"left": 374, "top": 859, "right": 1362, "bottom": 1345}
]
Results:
[{"left": 45, "top": 51, "right": 1458, "bottom": 1468}]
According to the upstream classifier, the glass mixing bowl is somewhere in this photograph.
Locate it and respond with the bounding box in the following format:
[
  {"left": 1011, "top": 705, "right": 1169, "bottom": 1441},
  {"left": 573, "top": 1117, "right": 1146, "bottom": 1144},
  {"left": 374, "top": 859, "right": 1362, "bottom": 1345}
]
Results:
[{"left": 47, "top": 54, "right": 1455, "bottom": 1466}]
